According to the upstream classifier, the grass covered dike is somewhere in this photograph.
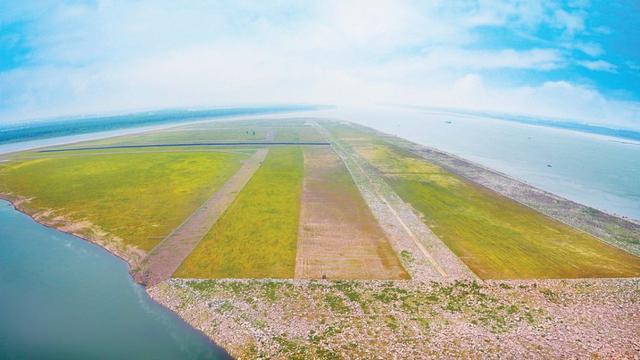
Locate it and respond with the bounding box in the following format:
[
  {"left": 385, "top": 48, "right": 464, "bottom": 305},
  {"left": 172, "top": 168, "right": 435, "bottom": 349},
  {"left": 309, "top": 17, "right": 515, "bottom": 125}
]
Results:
[
  {"left": 326, "top": 122, "right": 640, "bottom": 279},
  {"left": 0, "top": 149, "right": 248, "bottom": 251},
  {"left": 176, "top": 147, "right": 304, "bottom": 278}
]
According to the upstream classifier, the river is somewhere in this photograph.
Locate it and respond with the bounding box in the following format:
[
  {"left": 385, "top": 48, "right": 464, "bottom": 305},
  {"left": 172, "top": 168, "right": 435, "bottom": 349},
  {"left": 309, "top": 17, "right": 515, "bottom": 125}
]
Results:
[{"left": 0, "top": 200, "right": 229, "bottom": 359}]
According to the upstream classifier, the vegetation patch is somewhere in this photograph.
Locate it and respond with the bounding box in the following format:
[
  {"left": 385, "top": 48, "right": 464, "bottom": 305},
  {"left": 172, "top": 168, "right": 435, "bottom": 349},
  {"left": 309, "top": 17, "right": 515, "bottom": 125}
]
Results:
[
  {"left": 66, "top": 127, "right": 268, "bottom": 148},
  {"left": 274, "top": 125, "right": 326, "bottom": 142},
  {"left": 175, "top": 147, "right": 304, "bottom": 278},
  {"left": 0, "top": 150, "right": 247, "bottom": 251}
]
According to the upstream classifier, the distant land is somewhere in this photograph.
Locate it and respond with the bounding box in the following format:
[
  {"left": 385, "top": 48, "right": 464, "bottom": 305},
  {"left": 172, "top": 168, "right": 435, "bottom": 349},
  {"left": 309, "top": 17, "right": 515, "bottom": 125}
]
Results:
[
  {"left": 0, "top": 105, "right": 321, "bottom": 145},
  {"left": 410, "top": 106, "right": 640, "bottom": 143}
]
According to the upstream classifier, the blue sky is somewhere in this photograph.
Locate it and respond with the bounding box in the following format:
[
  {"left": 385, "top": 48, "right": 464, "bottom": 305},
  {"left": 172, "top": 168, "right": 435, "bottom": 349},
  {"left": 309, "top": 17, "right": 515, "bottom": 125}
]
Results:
[{"left": 1, "top": 1, "right": 639, "bottom": 128}]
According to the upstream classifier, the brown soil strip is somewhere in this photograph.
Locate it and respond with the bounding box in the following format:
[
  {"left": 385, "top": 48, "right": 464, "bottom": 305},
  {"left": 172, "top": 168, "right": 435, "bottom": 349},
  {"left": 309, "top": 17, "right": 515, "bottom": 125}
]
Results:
[
  {"left": 313, "top": 122, "right": 476, "bottom": 281},
  {"left": 294, "top": 148, "right": 408, "bottom": 280},
  {"left": 134, "top": 148, "right": 269, "bottom": 285}
]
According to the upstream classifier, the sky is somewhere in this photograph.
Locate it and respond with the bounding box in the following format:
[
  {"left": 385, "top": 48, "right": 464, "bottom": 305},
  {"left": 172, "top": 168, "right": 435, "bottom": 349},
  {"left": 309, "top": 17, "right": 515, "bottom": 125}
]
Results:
[{"left": 1, "top": 0, "right": 639, "bottom": 128}]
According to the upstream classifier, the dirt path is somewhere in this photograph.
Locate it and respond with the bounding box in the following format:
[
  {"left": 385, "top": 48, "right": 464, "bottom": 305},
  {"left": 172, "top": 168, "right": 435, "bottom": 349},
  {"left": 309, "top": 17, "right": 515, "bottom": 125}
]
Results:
[
  {"left": 134, "top": 148, "right": 269, "bottom": 285},
  {"left": 294, "top": 147, "right": 408, "bottom": 280},
  {"left": 312, "top": 121, "right": 476, "bottom": 281}
]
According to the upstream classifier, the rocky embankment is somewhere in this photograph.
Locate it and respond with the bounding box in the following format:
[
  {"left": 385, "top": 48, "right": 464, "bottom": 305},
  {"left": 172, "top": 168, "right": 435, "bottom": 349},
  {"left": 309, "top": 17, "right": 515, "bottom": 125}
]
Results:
[{"left": 149, "top": 278, "right": 640, "bottom": 359}]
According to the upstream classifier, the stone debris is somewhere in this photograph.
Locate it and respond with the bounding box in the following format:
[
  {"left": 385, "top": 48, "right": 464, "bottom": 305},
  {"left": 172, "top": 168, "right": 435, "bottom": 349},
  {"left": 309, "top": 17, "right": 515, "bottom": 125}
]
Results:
[{"left": 148, "top": 278, "right": 640, "bottom": 359}]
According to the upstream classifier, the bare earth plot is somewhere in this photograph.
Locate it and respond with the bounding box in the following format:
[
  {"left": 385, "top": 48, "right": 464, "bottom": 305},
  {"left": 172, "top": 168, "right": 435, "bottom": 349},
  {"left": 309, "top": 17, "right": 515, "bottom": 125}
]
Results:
[
  {"left": 295, "top": 147, "right": 408, "bottom": 280},
  {"left": 134, "top": 148, "right": 268, "bottom": 285}
]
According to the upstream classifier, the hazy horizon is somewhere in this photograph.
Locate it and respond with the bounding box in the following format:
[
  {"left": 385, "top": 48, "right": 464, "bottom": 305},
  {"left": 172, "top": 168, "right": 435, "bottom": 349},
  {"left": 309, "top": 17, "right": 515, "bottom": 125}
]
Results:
[{"left": 1, "top": 1, "right": 639, "bottom": 129}]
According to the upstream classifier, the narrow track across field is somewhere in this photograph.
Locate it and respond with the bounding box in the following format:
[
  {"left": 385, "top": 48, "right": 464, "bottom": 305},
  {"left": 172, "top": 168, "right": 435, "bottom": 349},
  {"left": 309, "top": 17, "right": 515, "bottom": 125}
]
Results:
[{"left": 133, "top": 148, "right": 269, "bottom": 286}]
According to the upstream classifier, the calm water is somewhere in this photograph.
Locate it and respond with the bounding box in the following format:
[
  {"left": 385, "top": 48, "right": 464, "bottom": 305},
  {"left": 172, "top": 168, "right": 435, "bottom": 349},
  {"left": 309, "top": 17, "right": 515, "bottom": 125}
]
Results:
[
  {"left": 0, "top": 200, "right": 229, "bottom": 359},
  {"left": 319, "top": 107, "right": 640, "bottom": 221}
]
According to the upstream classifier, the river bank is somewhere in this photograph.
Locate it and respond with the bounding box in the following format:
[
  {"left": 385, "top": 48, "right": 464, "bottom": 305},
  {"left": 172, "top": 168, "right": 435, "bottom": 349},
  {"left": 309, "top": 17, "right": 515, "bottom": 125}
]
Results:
[
  {"left": 0, "top": 200, "right": 228, "bottom": 359},
  {"left": 372, "top": 125, "right": 640, "bottom": 257},
  {"left": 0, "top": 193, "right": 145, "bottom": 270}
]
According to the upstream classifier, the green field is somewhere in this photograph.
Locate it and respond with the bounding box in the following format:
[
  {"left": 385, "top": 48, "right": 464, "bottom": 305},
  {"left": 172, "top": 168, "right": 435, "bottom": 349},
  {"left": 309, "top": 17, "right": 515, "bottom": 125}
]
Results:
[
  {"left": 60, "top": 127, "right": 268, "bottom": 148},
  {"left": 274, "top": 125, "right": 326, "bottom": 142},
  {"left": 175, "top": 147, "right": 304, "bottom": 278},
  {"left": 325, "top": 122, "right": 640, "bottom": 279},
  {"left": 0, "top": 149, "right": 248, "bottom": 251}
]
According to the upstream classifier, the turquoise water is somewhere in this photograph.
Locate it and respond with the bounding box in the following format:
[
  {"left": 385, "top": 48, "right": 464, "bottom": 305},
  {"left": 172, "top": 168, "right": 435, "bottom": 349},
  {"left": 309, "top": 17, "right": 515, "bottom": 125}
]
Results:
[
  {"left": 321, "top": 107, "right": 640, "bottom": 221},
  {"left": 0, "top": 200, "right": 229, "bottom": 359}
]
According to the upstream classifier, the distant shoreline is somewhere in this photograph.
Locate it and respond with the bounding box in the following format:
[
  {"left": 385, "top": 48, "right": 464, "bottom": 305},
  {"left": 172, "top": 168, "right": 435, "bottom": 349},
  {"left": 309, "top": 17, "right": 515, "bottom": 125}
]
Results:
[
  {"left": 409, "top": 106, "right": 640, "bottom": 144},
  {"left": 0, "top": 105, "right": 320, "bottom": 146}
]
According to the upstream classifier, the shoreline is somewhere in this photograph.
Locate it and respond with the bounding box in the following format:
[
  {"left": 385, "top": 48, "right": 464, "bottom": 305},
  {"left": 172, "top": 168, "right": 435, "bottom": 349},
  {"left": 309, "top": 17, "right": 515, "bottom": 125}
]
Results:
[
  {"left": 362, "top": 125, "right": 640, "bottom": 257},
  {"left": 0, "top": 195, "right": 141, "bottom": 271},
  {"left": 0, "top": 197, "right": 228, "bottom": 356}
]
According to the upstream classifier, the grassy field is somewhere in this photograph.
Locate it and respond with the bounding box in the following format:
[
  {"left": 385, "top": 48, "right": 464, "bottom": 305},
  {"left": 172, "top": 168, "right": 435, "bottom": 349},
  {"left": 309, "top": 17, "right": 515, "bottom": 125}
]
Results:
[
  {"left": 58, "top": 119, "right": 323, "bottom": 148},
  {"left": 324, "top": 122, "right": 640, "bottom": 279},
  {"left": 0, "top": 149, "right": 248, "bottom": 251},
  {"left": 175, "top": 147, "right": 304, "bottom": 278},
  {"left": 59, "top": 127, "right": 268, "bottom": 148},
  {"left": 274, "top": 126, "right": 326, "bottom": 142}
]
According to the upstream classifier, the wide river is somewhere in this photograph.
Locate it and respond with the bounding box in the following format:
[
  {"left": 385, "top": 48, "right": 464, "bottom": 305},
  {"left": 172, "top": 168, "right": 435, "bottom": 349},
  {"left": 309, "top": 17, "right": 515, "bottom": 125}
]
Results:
[
  {"left": 319, "top": 107, "right": 640, "bottom": 221},
  {"left": 0, "top": 200, "right": 229, "bottom": 359}
]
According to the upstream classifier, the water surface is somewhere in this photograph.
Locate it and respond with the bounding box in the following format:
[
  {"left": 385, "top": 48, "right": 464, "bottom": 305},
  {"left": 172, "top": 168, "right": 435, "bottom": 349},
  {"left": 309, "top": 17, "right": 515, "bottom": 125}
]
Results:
[
  {"left": 319, "top": 107, "right": 640, "bottom": 221},
  {"left": 0, "top": 200, "right": 229, "bottom": 359}
]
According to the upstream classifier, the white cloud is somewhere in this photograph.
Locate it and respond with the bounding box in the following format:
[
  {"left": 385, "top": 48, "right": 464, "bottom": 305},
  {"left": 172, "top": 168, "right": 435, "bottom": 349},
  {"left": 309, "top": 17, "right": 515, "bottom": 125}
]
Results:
[
  {"left": 420, "top": 48, "right": 564, "bottom": 71},
  {"left": 573, "top": 42, "right": 603, "bottom": 57},
  {"left": 404, "top": 75, "right": 640, "bottom": 129},
  {"left": 0, "top": 0, "right": 636, "bottom": 130},
  {"left": 578, "top": 60, "right": 617, "bottom": 72}
]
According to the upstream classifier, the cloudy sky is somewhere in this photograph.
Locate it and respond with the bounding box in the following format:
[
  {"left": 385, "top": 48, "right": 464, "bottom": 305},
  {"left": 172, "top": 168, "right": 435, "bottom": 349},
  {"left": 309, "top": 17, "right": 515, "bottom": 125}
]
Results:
[{"left": 1, "top": 1, "right": 639, "bottom": 128}]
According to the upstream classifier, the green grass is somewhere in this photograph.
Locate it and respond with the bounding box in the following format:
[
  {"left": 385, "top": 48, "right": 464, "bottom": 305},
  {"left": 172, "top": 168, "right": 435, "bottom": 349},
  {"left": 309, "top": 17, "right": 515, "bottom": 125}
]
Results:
[
  {"left": 368, "top": 143, "right": 640, "bottom": 279},
  {"left": 274, "top": 126, "right": 326, "bottom": 142},
  {"left": 321, "top": 121, "right": 640, "bottom": 279},
  {"left": 0, "top": 150, "right": 248, "bottom": 251},
  {"left": 175, "top": 147, "right": 304, "bottom": 278},
  {"left": 60, "top": 127, "right": 267, "bottom": 148}
]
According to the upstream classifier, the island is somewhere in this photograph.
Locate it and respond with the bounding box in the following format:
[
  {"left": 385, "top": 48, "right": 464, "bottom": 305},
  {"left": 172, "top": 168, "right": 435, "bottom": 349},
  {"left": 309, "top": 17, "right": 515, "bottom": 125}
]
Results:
[{"left": 1, "top": 117, "right": 639, "bottom": 358}]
